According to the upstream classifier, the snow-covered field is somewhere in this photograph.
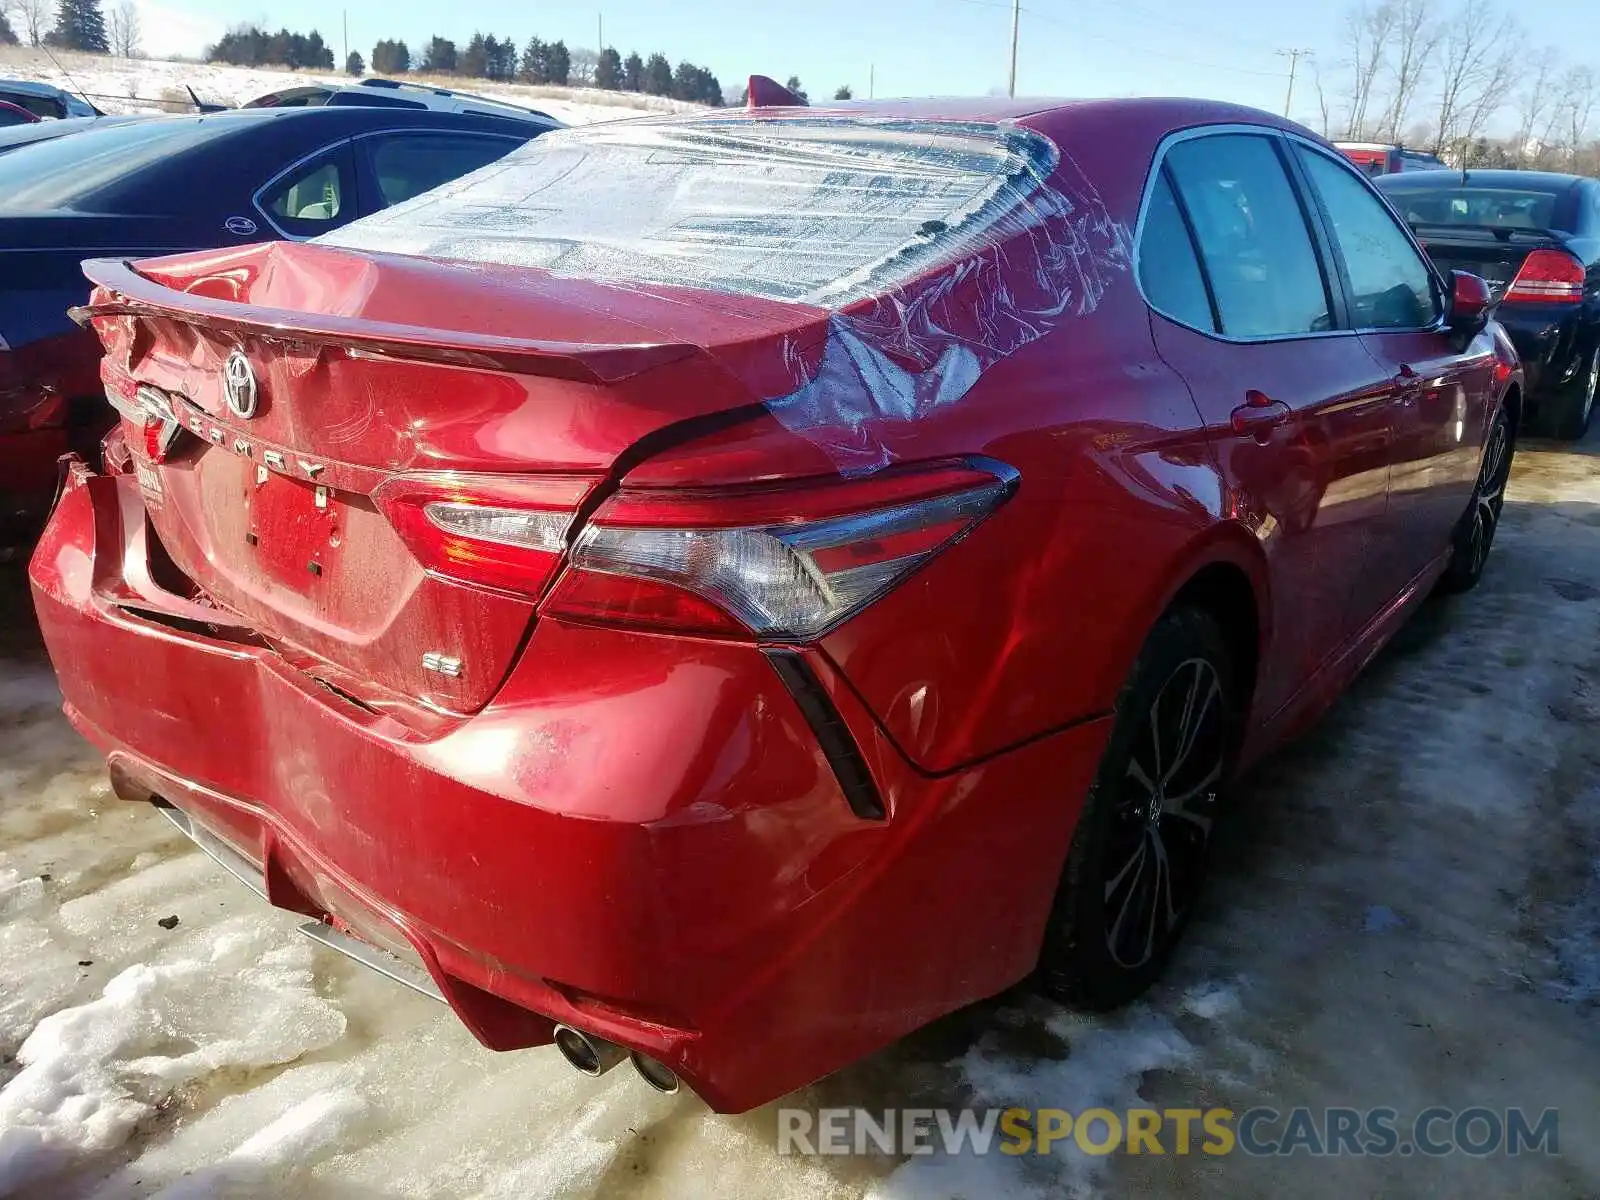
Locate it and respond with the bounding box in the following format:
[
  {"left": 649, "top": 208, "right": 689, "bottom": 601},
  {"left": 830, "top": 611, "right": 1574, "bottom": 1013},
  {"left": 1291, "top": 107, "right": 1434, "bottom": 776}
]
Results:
[
  {"left": 1, "top": 430, "right": 1598, "bottom": 1198},
  {"left": 0, "top": 47, "right": 703, "bottom": 126}
]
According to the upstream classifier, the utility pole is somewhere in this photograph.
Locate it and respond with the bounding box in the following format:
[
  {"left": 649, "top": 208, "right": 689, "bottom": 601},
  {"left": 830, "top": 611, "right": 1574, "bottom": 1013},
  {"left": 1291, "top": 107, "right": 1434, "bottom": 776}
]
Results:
[
  {"left": 1007, "top": 0, "right": 1020, "bottom": 98},
  {"left": 1277, "top": 48, "right": 1312, "bottom": 118},
  {"left": 869, "top": 63, "right": 875, "bottom": 99},
  {"left": 342, "top": 11, "right": 348, "bottom": 67},
  {"left": 598, "top": 13, "right": 603, "bottom": 50}
]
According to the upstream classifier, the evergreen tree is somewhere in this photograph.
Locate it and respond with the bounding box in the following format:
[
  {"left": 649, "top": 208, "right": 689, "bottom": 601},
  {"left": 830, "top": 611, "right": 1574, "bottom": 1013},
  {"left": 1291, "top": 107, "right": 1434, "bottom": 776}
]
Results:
[
  {"left": 546, "top": 39, "right": 570, "bottom": 86},
  {"left": 595, "top": 47, "right": 622, "bottom": 90},
  {"left": 421, "top": 35, "right": 456, "bottom": 73},
  {"left": 49, "top": 0, "right": 110, "bottom": 53},
  {"left": 519, "top": 36, "right": 547, "bottom": 84},
  {"left": 371, "top": 39, "right": 410, "bottom": 74},
  {"left": 460, "top": 32, "right": 488, "bottom": 77},
  {"left": 345, "top": 50, "right": 364, "bottom": 76},
  {"left": 643, "top": 52, "right": 672, "bottom": 96},
  {"left": 833, "top": 85, "right": 852, "bottom": 100},
  {"left": 784, "top": 76, "right": 808, "bottom": 104},
  {"left": 622, "top": 51, "right": 643, "bottom": 91},
  {"left": 0, "top": 12, "right": 17, "bottom": 45}
]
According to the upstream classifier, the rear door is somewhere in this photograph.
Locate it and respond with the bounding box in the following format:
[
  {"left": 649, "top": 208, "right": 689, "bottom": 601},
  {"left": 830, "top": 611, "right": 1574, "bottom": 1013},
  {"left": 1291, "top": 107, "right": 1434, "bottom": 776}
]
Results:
[
  {"left": 1143, "top": 130, "right": 1396, "bottom": 720},
  {"left": 1293, "top": 142, "right": 1493, "bottom": 602}
]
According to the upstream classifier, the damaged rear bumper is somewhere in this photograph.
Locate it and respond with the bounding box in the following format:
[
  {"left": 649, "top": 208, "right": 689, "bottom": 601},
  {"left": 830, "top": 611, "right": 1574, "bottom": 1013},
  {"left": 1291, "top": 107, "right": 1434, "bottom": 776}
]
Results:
[{"left": 28, "top": 463, "right": 1110, "bottom": 1112}]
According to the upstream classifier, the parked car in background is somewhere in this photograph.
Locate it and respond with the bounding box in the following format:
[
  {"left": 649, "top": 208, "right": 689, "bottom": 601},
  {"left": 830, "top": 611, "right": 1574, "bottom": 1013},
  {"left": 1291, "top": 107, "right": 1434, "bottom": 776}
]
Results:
[
  {"left": 0, "top": 79, "right": 99, "bottom": 120},
  {"left": 0, "top": 101, "right": 38, "bottom": 128},
  {"left": 0, "top": 104, "right": 558, "bottom": 544},
  {"left": 244, "top": 78, "right": 558, "bottom": 123},
  {"left": 1334, "top": 141, "right": 1448, "bottom": 176},
  {"left": 1378, "top": 169, "right": 1600, "bottom": 438},
  {"left": 34, "top": 99, "right": 1517, "bottom": 1113}
]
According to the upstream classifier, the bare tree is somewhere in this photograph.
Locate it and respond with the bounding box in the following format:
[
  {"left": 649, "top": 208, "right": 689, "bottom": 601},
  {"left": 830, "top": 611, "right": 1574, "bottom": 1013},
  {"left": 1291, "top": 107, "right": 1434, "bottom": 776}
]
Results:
[
  {"left": 1342, "top": 2, "right": 1399, "bottom": 138},
  {"left": 1311, "top": 62, "right": 1334, "bottom": 138},
  {"left": 1377, "top": 0, "right": 1442, "bottom": 141},
  {"left": 1431, "top": 0, "right": 1497, "bottom": 151},
  {"left": 1513, "top": 46, "right": 1559, "bottom": 163},
  {"left": 15, "top": 0, "right": 50, "bottom": 45},
  {"left": 107, "top": 0, "right": 140, "bottom": 57},
  {"left": 1556, "top": 65, "right": 1598, "bottom": 164}
]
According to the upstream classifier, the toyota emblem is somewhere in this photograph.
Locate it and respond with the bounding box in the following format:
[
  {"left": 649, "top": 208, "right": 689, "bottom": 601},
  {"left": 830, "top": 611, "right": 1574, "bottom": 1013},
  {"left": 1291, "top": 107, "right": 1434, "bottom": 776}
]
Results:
[{"left": 222, "top": 350, "right": 258, "bottom": 419}]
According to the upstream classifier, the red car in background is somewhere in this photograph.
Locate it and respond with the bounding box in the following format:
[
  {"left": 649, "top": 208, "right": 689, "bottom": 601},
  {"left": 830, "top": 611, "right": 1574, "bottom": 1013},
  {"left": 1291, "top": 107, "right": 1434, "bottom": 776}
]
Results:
[
  {"left": 1334, "top": 140, "right": 1450, "bottom": 176},
  {"left": 32, "top": 97, "right": 1518, "bottom": 1112}
]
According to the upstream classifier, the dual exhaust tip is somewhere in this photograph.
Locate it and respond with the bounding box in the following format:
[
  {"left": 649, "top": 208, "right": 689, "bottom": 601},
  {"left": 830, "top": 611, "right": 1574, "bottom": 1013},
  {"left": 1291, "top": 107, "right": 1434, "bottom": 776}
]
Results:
[{"left": 552, "top": 1023, "right": 679, "bottom": 1095}]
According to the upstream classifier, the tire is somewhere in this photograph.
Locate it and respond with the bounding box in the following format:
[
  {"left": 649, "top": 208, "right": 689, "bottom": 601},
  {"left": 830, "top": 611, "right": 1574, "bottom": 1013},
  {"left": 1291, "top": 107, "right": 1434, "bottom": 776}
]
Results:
[
  {"left": 1037, "top": 606, "right": 1238, "bottom": 1010},
  {"left": 1440, "top": 404, "right": 1514, "bottom": 594},
  {"left": 1552, "top": 346, "right": 1598, "bottom": 441}
]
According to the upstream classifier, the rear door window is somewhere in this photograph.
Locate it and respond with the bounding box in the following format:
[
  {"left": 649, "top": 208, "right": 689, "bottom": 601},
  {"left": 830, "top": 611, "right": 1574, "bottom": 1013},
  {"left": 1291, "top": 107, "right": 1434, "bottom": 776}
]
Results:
[
  {"left": 1163, "top": 133, "right": 1333, "bottom": 339},
  {"left": 1296, "top": 146, "right": 1439, "bottom": 330},
  {"left": 258, "top": 142, "right": 358, "bottom": 237},
  {"left": 1138, "top": 170, "right": 1215, "bottom": 332},
  {"left": 359, "top": 132, "right": 524, "bottom": 208}
]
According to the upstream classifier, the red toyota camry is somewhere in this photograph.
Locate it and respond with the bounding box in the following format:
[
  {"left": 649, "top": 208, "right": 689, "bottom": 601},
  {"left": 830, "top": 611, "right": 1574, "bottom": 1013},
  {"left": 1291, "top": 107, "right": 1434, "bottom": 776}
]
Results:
[{"left": 30, "top": 96, "right": 1519, "bottom": 1112}]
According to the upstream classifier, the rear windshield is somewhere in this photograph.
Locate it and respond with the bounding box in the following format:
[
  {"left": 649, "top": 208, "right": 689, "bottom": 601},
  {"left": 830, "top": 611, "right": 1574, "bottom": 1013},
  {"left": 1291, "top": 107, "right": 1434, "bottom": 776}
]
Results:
[
  {"left": 1380, "top": 184, "right": 1568, "bottom": 232},
  {"left": 0, "top": 117, "right": 238, "bottom": 211},
  {"left": 321, "top": 115, "right": 1058, "bottom": 305}
]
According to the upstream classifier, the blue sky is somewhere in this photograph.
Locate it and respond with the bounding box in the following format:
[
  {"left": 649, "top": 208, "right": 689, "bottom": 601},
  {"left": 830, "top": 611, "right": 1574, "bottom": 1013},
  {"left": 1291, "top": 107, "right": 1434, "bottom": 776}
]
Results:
[{"left": 136, "top": 0, "right": 1590, "bottom": 129}]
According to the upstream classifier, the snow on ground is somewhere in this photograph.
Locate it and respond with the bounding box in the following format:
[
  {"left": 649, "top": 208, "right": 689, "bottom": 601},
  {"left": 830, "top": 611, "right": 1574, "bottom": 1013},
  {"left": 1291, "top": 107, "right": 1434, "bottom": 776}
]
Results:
[
  {"left": 0, "top": 47, "right": 703, "bottom": 127},
  {"left": 0, "top": 429, "right": 1598, "bottom": 1198}
]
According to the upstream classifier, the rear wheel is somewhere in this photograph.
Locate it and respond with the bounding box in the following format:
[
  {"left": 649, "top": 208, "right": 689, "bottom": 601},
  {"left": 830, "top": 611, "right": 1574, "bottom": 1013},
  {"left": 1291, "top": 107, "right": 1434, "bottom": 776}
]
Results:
[
  {"left": 1553, "top": 346, "right": 1597, "bottom": 441},
  {"left": 1038, "top": 606, "right": 1236, "bottom": 1010},
  {"left": 1441, "top": 405, "right": 1513, "bottom": 594}
]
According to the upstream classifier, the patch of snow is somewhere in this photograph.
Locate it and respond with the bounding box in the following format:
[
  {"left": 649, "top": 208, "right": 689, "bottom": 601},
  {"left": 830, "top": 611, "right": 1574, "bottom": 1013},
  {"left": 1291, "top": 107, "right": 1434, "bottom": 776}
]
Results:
[
  {"left": 868, "top": 998, "right": 1215, "bottom": 1200},
  {"left": 0, "top": 915, "right": 345, "bottom": 1197},
  {"left": 150, "top": 1086, "right": 367, "bottom": 1200}
]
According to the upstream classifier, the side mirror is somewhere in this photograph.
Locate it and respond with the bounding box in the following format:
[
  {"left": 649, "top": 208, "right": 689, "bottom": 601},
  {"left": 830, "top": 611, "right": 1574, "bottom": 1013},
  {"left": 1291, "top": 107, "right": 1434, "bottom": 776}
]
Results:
[{"left": 1447, "top": 270, "right": 1493, "bottom": 346}]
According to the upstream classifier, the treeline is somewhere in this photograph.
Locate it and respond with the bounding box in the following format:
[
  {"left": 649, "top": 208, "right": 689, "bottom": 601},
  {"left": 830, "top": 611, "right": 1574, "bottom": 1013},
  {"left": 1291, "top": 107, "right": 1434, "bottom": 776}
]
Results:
[
  {"left": 362, "top": 32, "right": 726, "bottom": 105},
  {"left": 206, "top": 25, "right": 336, "bottom": 70},
  {"left": 1316, "top": 0, "right": 1598, "bottom": 168}
]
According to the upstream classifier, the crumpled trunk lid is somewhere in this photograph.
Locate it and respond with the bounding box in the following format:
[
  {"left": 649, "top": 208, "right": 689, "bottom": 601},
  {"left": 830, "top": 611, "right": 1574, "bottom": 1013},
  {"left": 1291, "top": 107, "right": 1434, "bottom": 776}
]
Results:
[{"left": 79, "top": 242, "right": 829, "bottom": 713}]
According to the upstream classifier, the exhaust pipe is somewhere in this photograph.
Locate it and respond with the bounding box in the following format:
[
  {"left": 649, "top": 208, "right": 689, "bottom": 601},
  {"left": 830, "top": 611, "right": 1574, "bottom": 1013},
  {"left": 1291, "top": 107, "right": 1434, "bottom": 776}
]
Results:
[
  {"left": 629, "top": 1051, "right": 680, "bottom": 1094},
  {"left": 552, "top": 1024, "right": 628, "bottom": 1077}
]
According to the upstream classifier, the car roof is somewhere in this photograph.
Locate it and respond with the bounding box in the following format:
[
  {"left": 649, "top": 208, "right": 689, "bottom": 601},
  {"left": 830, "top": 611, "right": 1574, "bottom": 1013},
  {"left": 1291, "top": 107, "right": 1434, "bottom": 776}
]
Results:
[
  {"left": 743, "top": 95, "right": 1297, "bottom": 129},
  {"left": 0, "top": 78, "right": 76, "bottom": 99},
  {"left": 1376, "top": 168, "right": 1587, "bottom": 191},
  {"left": 129, "top": 106, "right": 547, "bottom": 136},
  {"left": 0, "top": 114, "right": 145, "bottom": 150}
]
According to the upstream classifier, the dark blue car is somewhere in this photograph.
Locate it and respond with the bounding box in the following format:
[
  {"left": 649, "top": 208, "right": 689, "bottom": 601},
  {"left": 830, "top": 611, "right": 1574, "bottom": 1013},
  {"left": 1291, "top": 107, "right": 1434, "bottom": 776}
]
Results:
[
  {"left": 1378, "top": 169, "right": 1600, "bottom": 440},
  {"left": 0, "top": 105, "right": 558, "bottom": 541}
]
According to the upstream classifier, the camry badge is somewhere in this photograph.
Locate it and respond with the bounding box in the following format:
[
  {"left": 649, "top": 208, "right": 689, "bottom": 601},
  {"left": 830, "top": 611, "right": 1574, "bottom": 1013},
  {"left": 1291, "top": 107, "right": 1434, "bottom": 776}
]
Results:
[{"left": 223, "top": 350, "right": 259, "bottom": 420}]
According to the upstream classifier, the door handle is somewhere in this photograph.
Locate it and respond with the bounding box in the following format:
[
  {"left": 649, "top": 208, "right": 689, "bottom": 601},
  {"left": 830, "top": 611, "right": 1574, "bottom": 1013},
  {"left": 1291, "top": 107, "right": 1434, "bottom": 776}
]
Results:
[
  {"left": 1231, "top": 391, "right": 1291, "bottom": 440},
  {"left": 1394, "top": 363, "right": 1424, "bottom": 405}
]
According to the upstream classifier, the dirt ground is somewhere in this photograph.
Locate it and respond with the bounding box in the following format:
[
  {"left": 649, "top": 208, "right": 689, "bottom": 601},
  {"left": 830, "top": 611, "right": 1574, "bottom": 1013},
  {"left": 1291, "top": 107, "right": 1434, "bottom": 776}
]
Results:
[{"left": 1, "top": 426, "right": 1597, "bottom": 1199}]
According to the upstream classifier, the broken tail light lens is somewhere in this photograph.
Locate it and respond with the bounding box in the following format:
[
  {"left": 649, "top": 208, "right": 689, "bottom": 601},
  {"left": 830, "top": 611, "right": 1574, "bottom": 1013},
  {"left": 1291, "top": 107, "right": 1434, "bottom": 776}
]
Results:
[
  {"left": 103, "top": 373, "right": 182, "bottom": 462},
  {"left": 544, "top": 459, "right": 1017, "bottom": 640},
  {"left": 373, "top": 472, "right": 601, "bottom": 599}
]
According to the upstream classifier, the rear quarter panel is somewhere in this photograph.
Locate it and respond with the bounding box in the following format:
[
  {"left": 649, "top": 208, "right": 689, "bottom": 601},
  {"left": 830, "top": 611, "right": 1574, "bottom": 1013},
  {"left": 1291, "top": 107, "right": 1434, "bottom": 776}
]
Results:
[{"left": 816, "top": 105, "right": 1253, "bottom": 772}]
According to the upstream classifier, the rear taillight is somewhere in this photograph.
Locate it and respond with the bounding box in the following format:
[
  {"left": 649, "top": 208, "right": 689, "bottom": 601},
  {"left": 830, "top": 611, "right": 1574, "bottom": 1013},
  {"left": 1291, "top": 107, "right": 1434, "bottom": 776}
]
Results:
[
  {"left": 373, "top": 473, "right": 600, "bottom": 599},
  {"left": 1504, "top": 249, "right": 1586, "bottom": 303},
  {"left": 543, "top": 460, "right": 1017, "bottom": 640}
]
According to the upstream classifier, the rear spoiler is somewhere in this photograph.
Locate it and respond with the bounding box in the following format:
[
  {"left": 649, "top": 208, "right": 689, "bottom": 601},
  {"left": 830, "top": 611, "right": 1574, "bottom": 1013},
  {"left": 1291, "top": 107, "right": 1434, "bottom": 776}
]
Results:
[
  {"left": 72, "top": 258, "right": 697, "bottom": 385},
  {"left": 1406, "top": 221, "right": 1565, "bottom": 244}
]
